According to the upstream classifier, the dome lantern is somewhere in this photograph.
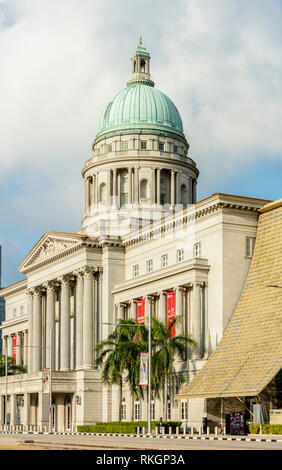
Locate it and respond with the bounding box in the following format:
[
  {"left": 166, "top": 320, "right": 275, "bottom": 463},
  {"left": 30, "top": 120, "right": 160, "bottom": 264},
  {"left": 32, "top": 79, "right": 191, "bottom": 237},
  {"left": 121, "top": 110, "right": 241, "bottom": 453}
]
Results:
[{"left": 127, "top": 38, "right": 154, "bottom": 88}]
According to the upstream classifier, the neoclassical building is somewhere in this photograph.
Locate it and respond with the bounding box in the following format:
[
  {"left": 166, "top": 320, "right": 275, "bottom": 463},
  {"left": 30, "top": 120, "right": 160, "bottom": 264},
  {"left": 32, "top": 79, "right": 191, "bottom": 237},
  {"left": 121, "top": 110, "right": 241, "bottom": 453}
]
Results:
[{"left": 0, "top": 41, "right": 271, "bottom": 431}]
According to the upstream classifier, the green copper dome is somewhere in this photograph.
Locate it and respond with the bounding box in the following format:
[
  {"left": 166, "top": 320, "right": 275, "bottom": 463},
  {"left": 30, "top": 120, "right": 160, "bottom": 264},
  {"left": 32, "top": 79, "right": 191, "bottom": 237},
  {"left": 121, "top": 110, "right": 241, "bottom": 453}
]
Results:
[
  {"left": 93, "top": 42, "right": 188, "bottom": 147},
  {"left": 93, "top": 83, "right": 187, "bottom": 146}
]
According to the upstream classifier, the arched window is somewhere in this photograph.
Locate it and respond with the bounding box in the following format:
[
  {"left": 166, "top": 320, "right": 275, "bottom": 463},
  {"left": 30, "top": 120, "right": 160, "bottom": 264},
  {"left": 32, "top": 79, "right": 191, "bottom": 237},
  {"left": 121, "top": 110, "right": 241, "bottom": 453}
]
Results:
[
  {"left": 99, "top": 183, "right": 106, "bottom": 203},
  {"left": 140, "top": 59, "right": 146, "bottom": 73},
  {"left": 64, "top": 395, "right": 72, "bottom": 431},
  {"left": 140, "top": 179, "right": 148, "bottom": 199}
]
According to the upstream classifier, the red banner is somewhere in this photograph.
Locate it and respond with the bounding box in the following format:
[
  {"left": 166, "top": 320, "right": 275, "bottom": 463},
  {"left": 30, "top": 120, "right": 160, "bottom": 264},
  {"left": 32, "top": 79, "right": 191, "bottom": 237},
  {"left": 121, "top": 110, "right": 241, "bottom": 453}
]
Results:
[
  {"left": 166, "top": 291, "right": 176, "bottom": 337},
  {"left": 137, "top": 299, "right": 145, "bottom": 324},
  {"left": 12, "top": 335, "right": 17, "bottom": 362},
  {"left": 137, "top": 299, "right": 145, "bottom": 341}
]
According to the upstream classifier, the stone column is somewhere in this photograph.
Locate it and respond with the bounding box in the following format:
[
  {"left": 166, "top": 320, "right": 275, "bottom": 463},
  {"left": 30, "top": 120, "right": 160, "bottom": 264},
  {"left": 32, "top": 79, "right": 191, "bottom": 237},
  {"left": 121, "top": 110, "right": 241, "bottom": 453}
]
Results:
[
  {"left": 2, "top": 336, "right": 7, "bottom": 356},
  {"left": 134, "top": 167, "right": 139, "bottom": 203},
  {"left": 130, "top": 300, "right": 137, "bottom": 320},
  {"left": 83, "top": 267, "right": 94, "bottom": 369},
  {"left": 10, "top": 394, "right": 16, "bottom": 426},
  {"left": 23, "top": 330, "right": 28, "bottom": 370},
  {"left": 112, "top": 168, "right": 117, "bottom": 208},
  {"left": 32, "top": 287, "right": 42, "bottom": 372},
  {"left": 117, "top": 172, "right": 121, "bottom": 208},
  {"left": 26, "top": 289, "right": 33, "bottom": 373},
  {"left": 85, "top": 177, "right": 90, "bottom": 214},
  {"left": 0, "top": 395, "right": 4, "bottom": 425},
  {"left": 45, "top": 281, "right": 56, "bottom": 370},
  {"left": 117, "top": 303, "right": 124, "bottom": 321},
  {"left": 171, "top": 169, "right": 175, "bottom": 208},
  {"left": 145, "top": 296, "right": 151, "bottom": 324},
  {"left": 107, "top": 169, "right": 111, "bottom": 205},
  {"left": 176, "top": 171, "right": 180, "bottom": 205},
  {"left": 92, "top": 173, "right": 96, "bottom": 205},
  {"left": 16, "top": 332, "right": 21, "bottom": 366},
  {"left": 175, "top": 287, "right": 183, "bottom": 336},
  {"left": 151, "top": 167, "right": 156, "bottom": 204},
  {"left": 75, "top": 270, "right": 84, "bottom": 369},
  {"left": 22, "top": 393, "right": 30, "bottom": 427},
  {"left": 156, "top": 168, "right": 161, "bottom": 206},
  {"left": 96, "top": 173, "right": 99, "bottom": 205},
  {"left": 158, "top": 291, "right": 166, "bottom": 323},
  {"left": 128, "top": 167, "right": 133, "bottom": 204},
  {"left": 191, "top": 282, "right": 202, "bottom": 358},
  {"left": 59, "top": 276, "right": 71, "bottom": 371}
]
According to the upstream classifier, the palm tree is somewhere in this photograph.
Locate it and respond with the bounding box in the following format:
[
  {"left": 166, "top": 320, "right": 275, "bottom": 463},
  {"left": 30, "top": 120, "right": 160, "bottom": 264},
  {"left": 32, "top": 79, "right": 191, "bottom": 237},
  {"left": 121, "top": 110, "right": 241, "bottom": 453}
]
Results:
[
  {"left": 0, "top": 355, "right": 26, "bottom": 377},
  {"left": 150, "top": 316, "right": 197, "bottom": 419},
  {"left": 95, "top": 319, "right": 146, "bottom": 420},
  {"left": 95, "top": 316, "right": 197, "bottom": 421}
]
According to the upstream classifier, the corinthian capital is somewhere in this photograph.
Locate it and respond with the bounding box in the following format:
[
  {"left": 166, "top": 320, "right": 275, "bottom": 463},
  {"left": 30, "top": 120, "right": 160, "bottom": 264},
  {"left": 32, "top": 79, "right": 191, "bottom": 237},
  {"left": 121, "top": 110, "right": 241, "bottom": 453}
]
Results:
[
  {"left": 57, "top": 274, "right": 72, "bottom": 287},
  {"left": 42, "top": 280, "right": 57, "bottom": 292}
]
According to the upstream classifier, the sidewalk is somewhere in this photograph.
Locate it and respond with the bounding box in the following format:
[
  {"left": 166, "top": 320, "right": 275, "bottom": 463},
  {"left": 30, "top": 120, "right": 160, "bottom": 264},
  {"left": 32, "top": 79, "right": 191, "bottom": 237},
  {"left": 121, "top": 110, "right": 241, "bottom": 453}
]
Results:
[{"left": 1, "top": 430, "right": 281, "bottom": 443}]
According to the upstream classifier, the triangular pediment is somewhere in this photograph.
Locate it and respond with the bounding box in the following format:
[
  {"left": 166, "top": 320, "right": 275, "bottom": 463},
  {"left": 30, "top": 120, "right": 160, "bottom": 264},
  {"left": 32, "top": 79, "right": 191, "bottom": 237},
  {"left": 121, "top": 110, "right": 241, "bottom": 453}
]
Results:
[{"left": 18, "top": 232, "right": 86, "bottom": 273}]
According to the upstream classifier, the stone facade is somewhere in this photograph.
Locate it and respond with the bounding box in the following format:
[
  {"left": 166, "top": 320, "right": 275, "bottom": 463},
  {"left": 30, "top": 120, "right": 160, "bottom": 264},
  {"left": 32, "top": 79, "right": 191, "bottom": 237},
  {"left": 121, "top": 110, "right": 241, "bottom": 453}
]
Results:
[{"left": 0, "top": 42, "right": 273, "bottom": 431}]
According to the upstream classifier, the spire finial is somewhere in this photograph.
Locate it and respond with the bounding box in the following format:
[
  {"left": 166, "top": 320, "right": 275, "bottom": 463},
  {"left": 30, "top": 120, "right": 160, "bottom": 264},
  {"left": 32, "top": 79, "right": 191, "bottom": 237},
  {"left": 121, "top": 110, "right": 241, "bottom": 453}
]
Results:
[{"left": 139, "top": 35, "right": 142, "bottom": 45}]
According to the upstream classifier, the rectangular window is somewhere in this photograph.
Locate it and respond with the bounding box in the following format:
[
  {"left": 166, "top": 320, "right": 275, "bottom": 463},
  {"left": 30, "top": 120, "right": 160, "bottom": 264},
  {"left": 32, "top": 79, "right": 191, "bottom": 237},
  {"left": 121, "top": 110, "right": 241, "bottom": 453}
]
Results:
[
  {"left": 245, "top": 237, "right": 256, "bottom": 257},
  {"left": 141, "top": 140, "right": 147, "bottom": 149},
  {"left": 161, "top": 254, "right": 168, "bottom": 268},
  {"left": 158, "top": 141, "right": 165, "bottom": 151},
  {"left": 181, "top": 400, "right": 188, "bottom": 420},
  {"left": 107, "top": 144, "right": 112, "bottom": 152},
  {"left": 177, "top": 248, "right": 184, "bottom": 263},
  {"left": 134, "top": 402, "right": 141, "bottom": 420},
  {"left": 174, "top": 145, "right": 178, "bottom": 153},
  {"left": 147, "top": 259, "right": 153, "bottom": 273},
  {"left": 194, "top": 242, "right": 201, "bottom": 258},
  {"left": 133, "top": 265, "right": 139, "bottom": 277},
  {"left": 122, "top": 141, "right": 128, "bottom": 150}
]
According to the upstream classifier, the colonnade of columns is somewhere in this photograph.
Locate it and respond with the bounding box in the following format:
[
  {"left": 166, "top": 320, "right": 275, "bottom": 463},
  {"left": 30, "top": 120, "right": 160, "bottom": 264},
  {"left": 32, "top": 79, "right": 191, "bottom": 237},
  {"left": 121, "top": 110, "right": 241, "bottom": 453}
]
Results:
[
  {"left": 115, "top": 282, "right": 207, "bottom": 359},
  {"left": 2, "top": 330, "right": 28, "bottom": 369},
  {"left": 85, "top": 167, "right": 197, "bottom": 214},
  {"left": 25, "top": 266, "right": 101, "bottom": 373}
]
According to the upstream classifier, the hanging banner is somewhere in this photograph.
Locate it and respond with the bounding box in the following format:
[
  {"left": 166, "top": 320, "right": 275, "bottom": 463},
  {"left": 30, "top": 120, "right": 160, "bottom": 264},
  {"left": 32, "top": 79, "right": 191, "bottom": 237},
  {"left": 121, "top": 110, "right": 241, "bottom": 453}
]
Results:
[
  {"left": 139, "top": 352, "right": 149, "bottom": 386},
  {"left": 42, "top": 368, "right": 50, "bottom": 394},
  {"left": 12, "top": 335, "right": 17, "bottom": 362},
  {"left": 137, "top": 299, "right": 145, "bottom": 342},
  {"left": 166, "top": 291, "right": 176, "bottom": 338},
  {"left": 137, "top": 299, "right": 145, "bottom": 324}
]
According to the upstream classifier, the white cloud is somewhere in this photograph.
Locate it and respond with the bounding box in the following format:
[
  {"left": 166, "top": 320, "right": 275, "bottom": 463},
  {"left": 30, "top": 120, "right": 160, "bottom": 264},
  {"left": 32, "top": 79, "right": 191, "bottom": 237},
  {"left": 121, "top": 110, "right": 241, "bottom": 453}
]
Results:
[{"left": 0, "top": 0, "right": 281, "bottom": 263}]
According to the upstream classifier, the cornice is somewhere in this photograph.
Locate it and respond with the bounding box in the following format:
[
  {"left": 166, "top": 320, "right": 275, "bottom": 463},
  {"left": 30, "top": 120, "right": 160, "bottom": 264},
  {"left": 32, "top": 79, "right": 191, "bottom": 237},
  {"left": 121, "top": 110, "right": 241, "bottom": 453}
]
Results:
[
  {"left": 82, "top": 152, "right": 198, "bottom": 177},
  {"left": 112, "top": 258, "right": 210, "bottom": 295},
  {"left": 122, "top": 194, "right": 268, "bottom": 248}
]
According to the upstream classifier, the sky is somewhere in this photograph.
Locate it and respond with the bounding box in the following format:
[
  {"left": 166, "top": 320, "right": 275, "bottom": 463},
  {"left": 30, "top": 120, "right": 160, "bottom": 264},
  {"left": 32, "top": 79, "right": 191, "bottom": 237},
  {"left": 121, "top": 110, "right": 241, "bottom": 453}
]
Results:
[{"left": 0, "top": 0, "right": 281, "bottom": 287}]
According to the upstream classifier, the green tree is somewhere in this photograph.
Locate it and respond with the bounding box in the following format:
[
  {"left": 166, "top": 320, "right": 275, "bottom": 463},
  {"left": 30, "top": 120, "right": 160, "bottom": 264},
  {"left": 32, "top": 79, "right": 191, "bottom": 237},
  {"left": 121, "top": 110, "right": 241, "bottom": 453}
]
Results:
[
  {"left": 95, "top": 319, "right": 146, "bottom": 420},
  {"left": 0, "top": 355, "right": 26, "bottom": 377},
  {"left": 150, "top": 316, "right": 197, "bottom": 419},
  {"left": 95, "top": 316, "right": 197, "bottom": 420}
]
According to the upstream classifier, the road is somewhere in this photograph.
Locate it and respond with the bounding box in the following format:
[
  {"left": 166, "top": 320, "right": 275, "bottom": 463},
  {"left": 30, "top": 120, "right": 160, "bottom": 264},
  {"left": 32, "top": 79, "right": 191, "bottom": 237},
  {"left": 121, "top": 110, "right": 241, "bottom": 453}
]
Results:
[{"left": 0, "top": 432, "right": 281, "bottom": 451}]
